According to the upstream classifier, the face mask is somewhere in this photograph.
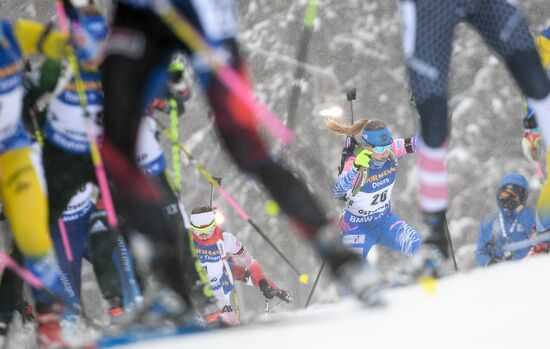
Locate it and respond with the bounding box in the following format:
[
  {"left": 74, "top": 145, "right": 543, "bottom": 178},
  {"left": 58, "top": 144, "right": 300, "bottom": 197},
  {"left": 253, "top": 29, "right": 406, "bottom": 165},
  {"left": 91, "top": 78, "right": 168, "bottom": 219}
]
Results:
[{"left": 497, "top": 184, "right": 526, "bottom": 211}]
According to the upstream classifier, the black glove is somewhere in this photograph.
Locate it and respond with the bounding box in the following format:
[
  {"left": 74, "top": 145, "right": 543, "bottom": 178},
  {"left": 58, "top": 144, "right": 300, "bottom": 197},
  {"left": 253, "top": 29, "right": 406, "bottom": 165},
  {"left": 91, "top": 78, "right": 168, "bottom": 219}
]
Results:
[
  {"left": 275, "top": 289, "right": 292, "bottom": 303},
  {"left": 259, "top": 279, "right": 276, "bottom": 299}
]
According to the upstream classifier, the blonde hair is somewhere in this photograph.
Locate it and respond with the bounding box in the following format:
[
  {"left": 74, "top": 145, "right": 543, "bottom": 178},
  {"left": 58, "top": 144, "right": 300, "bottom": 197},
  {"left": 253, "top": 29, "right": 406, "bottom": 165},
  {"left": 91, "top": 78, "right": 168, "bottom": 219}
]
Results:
[{"left": 324, "top": 116, "right": 387, "bottom": 137}]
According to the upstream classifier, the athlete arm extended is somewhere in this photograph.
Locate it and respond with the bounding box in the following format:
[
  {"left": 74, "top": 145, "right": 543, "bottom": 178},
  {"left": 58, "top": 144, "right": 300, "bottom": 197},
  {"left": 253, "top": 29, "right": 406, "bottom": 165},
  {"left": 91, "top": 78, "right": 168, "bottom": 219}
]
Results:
[{"left": 392, "top": 136, "right": 417, "bottom": 158}]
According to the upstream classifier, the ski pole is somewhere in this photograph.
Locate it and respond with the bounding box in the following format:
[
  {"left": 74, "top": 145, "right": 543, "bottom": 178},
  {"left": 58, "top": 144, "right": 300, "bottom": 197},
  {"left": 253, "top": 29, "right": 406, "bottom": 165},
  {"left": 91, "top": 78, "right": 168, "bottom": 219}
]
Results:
[
  {"left": 286, "top": 0, "right": 319, "bottom": 130},
  {"left": 149, "top": 0, "right": 293, "bottom": 146},
  {"left": 535, "top": 161, "right": 544, "bottom": 184},
  {"left": 346, "top": 88, "right": 366, "bottom": 195},
  {"left": 443, "top": 215, "right": 459, "bottom": 272},
  {"left": 264, "top": 299, "right": 269, "bottom": 316},
  {"left": 347, "top": 88, "right": 356, "bottom": 124},
  {"left": 233, "top": 289, "right": 240, "bottom": 321},
  {"left": 57, "top": 218, "right": 81, "bottom": 294},
  {"left": 209, "top": 177, "right": 222, "bottom": 207},
  {"left": 154, "top": 117, "right": 309, "bottom": 284},
  {"left": 169, "top": 98, "right": 182, "bottom": 190},
  {"left": 304, "top": 259, "right": 326, "bottom": 308},
  {"left": 268, "top": 300, "right": 283, "bottom": 314}
]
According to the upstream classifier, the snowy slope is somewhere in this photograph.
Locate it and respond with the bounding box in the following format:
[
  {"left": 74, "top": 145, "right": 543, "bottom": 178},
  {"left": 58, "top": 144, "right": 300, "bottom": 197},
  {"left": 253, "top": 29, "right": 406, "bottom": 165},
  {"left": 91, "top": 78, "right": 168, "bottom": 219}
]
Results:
[{"left": 118, "top": 255, "right": 550, "bottom": 349}]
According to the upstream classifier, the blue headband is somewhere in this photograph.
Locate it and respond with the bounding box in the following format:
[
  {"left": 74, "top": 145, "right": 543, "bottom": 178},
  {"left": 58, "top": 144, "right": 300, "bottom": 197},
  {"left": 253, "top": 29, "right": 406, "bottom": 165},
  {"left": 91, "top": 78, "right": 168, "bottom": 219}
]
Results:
[{"left": 361, "top": 128, "right": 392, "bottom": 146}]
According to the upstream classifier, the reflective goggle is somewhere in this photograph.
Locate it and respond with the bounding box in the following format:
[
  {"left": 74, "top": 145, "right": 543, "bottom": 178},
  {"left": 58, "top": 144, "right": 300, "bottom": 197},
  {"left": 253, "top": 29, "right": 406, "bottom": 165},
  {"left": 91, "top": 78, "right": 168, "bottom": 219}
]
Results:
[
  {"left": 190, "top": 220, "right": 216, "bottom": 237},
  {"left": 364, "top": 143, "right": 392, "bottom": 154},
  {"left": 190, "top": 211, "right": 216, "bottom": 237}
]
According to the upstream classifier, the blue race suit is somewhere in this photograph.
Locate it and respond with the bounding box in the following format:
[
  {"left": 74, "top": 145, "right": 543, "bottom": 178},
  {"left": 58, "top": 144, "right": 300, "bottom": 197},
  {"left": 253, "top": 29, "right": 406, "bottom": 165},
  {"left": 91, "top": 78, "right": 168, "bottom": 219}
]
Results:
[{"left": 333, "top": 138, "right": 422, "bottom": 259}]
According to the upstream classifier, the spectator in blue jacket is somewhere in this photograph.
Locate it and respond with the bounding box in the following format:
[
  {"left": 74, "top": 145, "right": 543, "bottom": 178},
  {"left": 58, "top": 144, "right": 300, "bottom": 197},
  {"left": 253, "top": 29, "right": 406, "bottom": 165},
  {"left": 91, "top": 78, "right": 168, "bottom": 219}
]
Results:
[{"left": 476, "top": 173, "right": 536, "bottom": 267}]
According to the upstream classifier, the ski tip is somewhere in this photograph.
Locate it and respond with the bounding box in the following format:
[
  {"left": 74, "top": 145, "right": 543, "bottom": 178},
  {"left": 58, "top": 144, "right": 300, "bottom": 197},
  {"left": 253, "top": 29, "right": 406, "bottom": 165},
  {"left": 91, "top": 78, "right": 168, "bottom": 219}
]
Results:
[
  {"left": 419, "top": 276, "right": 437, "bottom": 294},
  {"left": 299, "top": 274, "right": 309, "bottom": 284}
]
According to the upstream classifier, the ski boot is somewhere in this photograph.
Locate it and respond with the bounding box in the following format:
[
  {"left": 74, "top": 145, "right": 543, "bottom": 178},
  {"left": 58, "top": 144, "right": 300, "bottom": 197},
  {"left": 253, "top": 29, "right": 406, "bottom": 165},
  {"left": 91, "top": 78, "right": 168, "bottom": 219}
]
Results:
[
  {"left": 314, "top": 225, "right": 381, "bottom": 303},
  {"left": 15, "top": 300, "right": 35, "bottom": 324},
  {"left": 36, "top": 305, "right": 67, "bottom": 349},
  {"left": 409, "top": 210, "right": 450, "bottom": 278},
  {"left": 106, "top": 296, "right": 125, "bottom": 324}
]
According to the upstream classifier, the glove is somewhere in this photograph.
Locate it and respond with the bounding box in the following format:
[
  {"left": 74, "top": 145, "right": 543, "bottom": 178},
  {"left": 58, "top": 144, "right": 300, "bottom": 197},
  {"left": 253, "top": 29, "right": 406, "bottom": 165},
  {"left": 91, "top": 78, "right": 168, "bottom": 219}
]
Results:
[
  {"left": 231, "top": 263, "right": 250, "bottom": 283},
  {"left": 259, "top": 279, "right": 276, "bottom": 299},
  {"left": 353, "top": 149, "right": 372, "bottom": 170},
  {"left": 151, "top": 98, "right": 169, "bottom": 112},
  {"left": 532, "top": 242, "right": 550, "bottom": 254},
  {"left": 522, "top": 128, "right": 540, "bottom": 162},
  {"left": 275, "top": 289, "right": 292, "bottom": 303}
]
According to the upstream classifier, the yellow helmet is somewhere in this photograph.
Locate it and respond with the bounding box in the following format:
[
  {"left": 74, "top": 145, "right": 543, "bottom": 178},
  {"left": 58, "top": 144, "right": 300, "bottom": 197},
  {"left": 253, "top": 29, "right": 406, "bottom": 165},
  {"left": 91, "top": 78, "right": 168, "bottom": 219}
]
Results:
[{"left": 536, "top": 28, "right": 550, "bottom": 70}]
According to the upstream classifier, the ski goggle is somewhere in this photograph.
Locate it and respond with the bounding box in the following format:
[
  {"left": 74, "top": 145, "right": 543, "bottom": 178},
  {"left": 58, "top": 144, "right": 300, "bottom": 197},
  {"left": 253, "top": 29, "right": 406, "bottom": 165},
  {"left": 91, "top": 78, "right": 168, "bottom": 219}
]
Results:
[
  {"left": 364, "top": 143, "right": 392, "bottom": 154},
  {"left": 168, "top": 69, "right": 184, "bottom": 85},
  {"left": 190, "top": 211, "right": 216, "bottom": 238}
]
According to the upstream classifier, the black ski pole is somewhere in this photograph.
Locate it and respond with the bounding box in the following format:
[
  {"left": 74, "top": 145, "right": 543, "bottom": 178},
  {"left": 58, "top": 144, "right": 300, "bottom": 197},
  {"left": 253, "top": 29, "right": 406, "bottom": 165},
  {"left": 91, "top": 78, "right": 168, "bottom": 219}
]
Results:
[
  {"left": 304, "top": 259, "right": 326, "bottom": 308},
  {"left": 209, "top": 177, "right": 222, "bottom": 207},
  {"left": 443, "top": 215, "right": 458, "bottom": 272},
  {"left": 347, "top": 88, "right": 356, "bottom": 124},
  {"left": 247, "top": 219, "right": 305, "bottom": 280},
  {"left": 286, "top": 0, "right": 319, "bottom": 130}
]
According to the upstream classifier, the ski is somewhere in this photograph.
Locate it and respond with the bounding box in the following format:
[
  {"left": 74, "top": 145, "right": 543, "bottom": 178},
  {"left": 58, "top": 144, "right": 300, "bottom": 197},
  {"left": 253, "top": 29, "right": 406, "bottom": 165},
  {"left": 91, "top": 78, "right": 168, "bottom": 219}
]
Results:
[{"left": 89, "top": 325, "right": 207, "bottom": 348}]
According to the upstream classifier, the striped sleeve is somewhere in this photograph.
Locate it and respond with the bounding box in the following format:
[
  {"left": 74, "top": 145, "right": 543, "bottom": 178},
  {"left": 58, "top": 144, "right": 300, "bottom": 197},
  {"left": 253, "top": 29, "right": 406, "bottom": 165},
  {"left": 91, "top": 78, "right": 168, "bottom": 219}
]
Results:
[
  {"left": 332, "top": 158, "right": 358, "bottom": 199},
  {"left": 392, "top": 136, "right": 417, "bottom": 159}
]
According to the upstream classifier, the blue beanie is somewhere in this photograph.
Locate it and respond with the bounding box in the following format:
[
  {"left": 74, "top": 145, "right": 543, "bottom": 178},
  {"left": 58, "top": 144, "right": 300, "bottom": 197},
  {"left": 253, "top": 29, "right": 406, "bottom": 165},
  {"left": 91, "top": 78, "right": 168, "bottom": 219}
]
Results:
[{"left": 499, "top": 173, "right": 528, "bottom": 191}]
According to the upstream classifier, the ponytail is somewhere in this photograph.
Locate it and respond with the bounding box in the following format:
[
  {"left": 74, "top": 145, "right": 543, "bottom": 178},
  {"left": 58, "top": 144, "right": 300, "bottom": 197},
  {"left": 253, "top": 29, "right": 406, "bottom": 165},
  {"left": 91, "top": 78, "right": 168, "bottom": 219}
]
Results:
[{"left": 324, "top": 116, "right": 369, "bottom": 137}]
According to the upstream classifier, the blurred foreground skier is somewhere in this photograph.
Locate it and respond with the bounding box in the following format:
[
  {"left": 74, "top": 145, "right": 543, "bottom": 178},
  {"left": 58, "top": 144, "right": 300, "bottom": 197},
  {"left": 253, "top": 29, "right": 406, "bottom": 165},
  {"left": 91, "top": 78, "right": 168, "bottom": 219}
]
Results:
[
  {"left": 0, "top": 15, "right": 100, "bottom": 348},
  {"left": 100, "top": 0, "right": 379, "bottom": 317},
  {"left": 399, "top": 0, "right": 550, "bottom": 274}
]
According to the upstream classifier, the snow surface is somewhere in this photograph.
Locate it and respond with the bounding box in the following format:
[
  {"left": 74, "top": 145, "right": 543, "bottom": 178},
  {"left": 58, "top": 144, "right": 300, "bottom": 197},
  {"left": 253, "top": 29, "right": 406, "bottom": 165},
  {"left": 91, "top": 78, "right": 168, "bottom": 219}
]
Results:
[{"left": 119, "top": 255, "right": 550, "bottom": 349}]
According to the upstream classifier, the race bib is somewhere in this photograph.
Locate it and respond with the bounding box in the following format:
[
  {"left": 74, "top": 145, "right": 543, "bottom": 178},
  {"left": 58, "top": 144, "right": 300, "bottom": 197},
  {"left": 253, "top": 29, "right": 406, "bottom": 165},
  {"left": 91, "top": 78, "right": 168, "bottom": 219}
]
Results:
[{"left": 346, "top": 183, "right": 394, "bottom": 217}]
